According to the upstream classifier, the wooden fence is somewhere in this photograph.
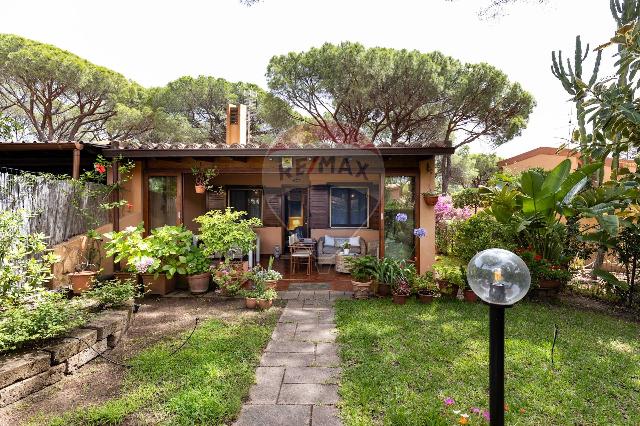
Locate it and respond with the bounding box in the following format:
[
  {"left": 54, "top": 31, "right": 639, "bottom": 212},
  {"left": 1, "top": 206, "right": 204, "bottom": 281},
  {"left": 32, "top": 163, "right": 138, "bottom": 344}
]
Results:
[{"left": 0, "top": 170, "right": 108, "bottom": 246}]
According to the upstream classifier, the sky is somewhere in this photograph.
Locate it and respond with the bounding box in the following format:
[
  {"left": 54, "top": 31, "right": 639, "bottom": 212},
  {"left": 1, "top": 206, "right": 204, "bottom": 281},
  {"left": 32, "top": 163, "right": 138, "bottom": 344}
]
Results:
[{"left": 2, "top": 0, "right": 616, "bottom": 158}]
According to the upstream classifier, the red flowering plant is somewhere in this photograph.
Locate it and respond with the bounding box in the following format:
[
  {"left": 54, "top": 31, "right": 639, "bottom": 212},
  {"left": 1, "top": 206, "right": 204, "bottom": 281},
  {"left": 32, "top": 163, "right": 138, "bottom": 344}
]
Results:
[{"left": 519, "top": 250, "right": 571, "bottom": 287}]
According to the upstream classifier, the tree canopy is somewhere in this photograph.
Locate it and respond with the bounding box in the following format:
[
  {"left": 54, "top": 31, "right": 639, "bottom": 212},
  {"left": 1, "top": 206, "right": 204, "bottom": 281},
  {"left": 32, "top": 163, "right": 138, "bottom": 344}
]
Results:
[{"left": 267, "top": 42, "right": 534, "bottom": 189}]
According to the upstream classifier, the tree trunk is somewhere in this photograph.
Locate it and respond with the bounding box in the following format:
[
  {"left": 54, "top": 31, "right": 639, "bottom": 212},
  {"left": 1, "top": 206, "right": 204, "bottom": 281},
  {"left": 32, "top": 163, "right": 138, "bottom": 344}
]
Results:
[
  {"left": 441, "top": 154, "right": 451, "bottom": 194},
  {"left": 592, "top": 247, "right": 606, "bottom": 278}
]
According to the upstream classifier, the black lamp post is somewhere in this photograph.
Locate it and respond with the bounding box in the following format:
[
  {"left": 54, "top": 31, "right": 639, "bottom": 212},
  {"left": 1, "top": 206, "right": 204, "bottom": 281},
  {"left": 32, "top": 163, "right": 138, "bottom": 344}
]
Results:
[{"left": 467, "top": 249, "right": 531, "bottom": 426}]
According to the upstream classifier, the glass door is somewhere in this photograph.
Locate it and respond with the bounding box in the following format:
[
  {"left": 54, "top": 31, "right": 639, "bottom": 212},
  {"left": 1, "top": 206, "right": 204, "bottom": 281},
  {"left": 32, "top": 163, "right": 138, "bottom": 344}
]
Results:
[
  {"left": 147, "top": 174, "right": 182, "bottom": 229},
  {"left": 384, "top": 176, "right": 416, "bottom": 261},
  {"left": 284, "top": 187, "right": 308, "bottom": 249}
]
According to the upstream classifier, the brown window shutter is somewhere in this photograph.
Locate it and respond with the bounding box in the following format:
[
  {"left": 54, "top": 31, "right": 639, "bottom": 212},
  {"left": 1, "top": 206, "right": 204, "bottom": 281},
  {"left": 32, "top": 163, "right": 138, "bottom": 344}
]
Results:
[
  {"left": 309, "top": 185, "right": 329, "bottom": 229},
  {"left": 206, "top": 190, "right": 226, "bottom": 211},
  {"left": 263, "top": 188, "right": 282, "bottom": 227},
  {"left": 369, "top": 183, "right": 380, "bottom": 230}
]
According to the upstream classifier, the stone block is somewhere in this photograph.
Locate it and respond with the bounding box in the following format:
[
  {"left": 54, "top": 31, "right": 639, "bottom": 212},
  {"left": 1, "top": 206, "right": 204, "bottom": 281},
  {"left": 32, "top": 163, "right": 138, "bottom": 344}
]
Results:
[
  {"left": 84, "top": 310, "right": 128, "bottom": 340},
  {"left": 0, "top": 363, "right": 65, "bottom": 408},
  {"left": 277, "top": 383, "right": 339, "bottom": 405},
  {"left": 235, "top": 405, "right": 310, "bottom": 426},
  {"left": 107, "top": 330, "right": 122, "bottom": 348},
  {"left": 0, "top": 351, "right": 51, "bottom": 389},
  {"left": 66, "top": 338, "right": 108, "bottom": 374},
  {"left": 43, "top": 328, "right": 97, "bottom": 364}
]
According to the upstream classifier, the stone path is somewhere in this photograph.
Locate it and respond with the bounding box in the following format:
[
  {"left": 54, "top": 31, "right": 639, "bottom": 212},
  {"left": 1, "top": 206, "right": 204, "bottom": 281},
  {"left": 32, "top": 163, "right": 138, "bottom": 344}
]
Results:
[{"left": 235, "top": 288, "right": 351, "bottom": 426}]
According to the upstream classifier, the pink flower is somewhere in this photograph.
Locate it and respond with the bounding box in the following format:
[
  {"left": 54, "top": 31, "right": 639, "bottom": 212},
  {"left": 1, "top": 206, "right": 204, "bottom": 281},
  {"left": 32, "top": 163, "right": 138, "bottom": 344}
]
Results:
[
  {"left": 471, "top": 407, "right": 481, "bottom": 414},
  {"left": 482, "top": 410, "right": 490, "bottom": 421},
  {"left": 444, "top": 397, "right": 455, "bottom": 406}
]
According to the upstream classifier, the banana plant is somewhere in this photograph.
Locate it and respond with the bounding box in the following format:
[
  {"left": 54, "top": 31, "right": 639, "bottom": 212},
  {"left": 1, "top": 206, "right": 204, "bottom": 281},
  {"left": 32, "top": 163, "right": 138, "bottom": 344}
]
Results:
[{"left": 480, "top": 160, "right": 603, "bottom": 261}]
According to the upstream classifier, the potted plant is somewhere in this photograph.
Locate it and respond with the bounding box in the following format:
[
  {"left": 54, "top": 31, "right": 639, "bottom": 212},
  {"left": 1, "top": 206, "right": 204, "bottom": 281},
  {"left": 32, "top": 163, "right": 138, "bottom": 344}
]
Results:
[
  {"left": 68, "top": 228, "right": 102, "bottom": 294},
  {"left": 422, "top": 190, "right": 440, "bottom": 206},
  {"left": 185, "top": 245, "right": 211, "bottom": 294},
  {"left": 348, "top": 255, "right": 378, "bottom": 299},
  {"left": 138, "top": 225, "right": 194, "bottom": 295},
  {"left": 433, "top": 261, "right": 463, "bottom": 300},
  {"left": 104, "top": 224, "right": 147, "bottom": 283},
  {"left": 264, "top": 256, "right": 282, "bottom": 289},
  {"left": 195, "top": 208, "right": 262, "bottom": 270},
  {"left": 257, "top": 288, "right": 278, "bottom": 309},
  {"left": 412, "top": 271, "right": 437, "bottom": 303},
  {"left": 375, "top": 258, "right": 400, "bottom": 297},
  {"left": 459, "top": 266, "right": 477, "bottom": 303},
  {"left": 191, "top": 164, "right": 218, "bottom": 194},
  {"left": 520, "top": 251, "right": 571, "bottom": 293},
  {"left": 392, "top": 279, "right": 412, "bottom": 304},
  {"left": 342, "top": 241, "right": 351, "bottom": 255},
  {"left": 241, "top": 288, "right": 260, "bottom": 309},
  {"left": 212, "top": 260, "right": 243, "bottom": 296}
]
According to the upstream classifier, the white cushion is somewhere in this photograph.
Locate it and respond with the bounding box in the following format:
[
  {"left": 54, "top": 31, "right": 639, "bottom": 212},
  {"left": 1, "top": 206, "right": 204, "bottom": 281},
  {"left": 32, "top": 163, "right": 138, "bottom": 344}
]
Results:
[
  {"left": 349, "top": 236, "right": 360, "bottom": 247},
  {"left": 324, "top": 235, "right": 335, "bottom": 246}
]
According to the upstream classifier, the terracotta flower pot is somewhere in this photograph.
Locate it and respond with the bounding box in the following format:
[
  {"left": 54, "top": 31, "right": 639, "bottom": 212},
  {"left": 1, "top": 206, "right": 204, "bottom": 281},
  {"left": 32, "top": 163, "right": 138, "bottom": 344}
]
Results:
[
  {"left": 245, "top": 297, "right": 258, "bottom": 309},
  {"left": 538, "top": 279, "right": 562, "bottom": 290},
  {"left": 187, "top": 272, "right": 210, "bottom": 294},
  {"left": 392, "top": 294, "right": 409, "bottom": 305},
  {"left": 68, "top": 271, "right": 97, "bottom": 295},
  {"left": 141, "top": 274, "right": 176, "bottom": 295},
  {"left": 257, "top": 299, "right": 273, "bottom": 309},
  {"left": 423, "top": 194, "right": 439, "bottom": 206},
  {"left": 417, "top": 291, "right": 434, "bottom": 304},
  {"left": 463, "top": 289, "right": 478, "bottom": 303},
  {"left": 351, "top": 280, "right": 372, "bottom": 300},
  {"left": 195, "top": 185, "right": 206, "bottom": 194},
  {"left": 378, "top": 283, "right": 391, "bottom": 297}
]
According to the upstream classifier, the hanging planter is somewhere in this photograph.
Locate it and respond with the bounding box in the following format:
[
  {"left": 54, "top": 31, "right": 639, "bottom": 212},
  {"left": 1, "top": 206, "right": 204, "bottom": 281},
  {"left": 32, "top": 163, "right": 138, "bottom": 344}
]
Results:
[
  {"left": 422, "top": 192, "right": 439, "bottom": 206},
  {"left": 191, "top": 164, "right": 218, "bottom": 194}
]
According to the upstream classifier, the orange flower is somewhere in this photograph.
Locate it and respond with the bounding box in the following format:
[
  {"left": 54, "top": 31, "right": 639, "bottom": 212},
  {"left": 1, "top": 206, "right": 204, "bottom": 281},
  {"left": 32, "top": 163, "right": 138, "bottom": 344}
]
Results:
[
  {"left": 459, "top": 416, "right": 469, "bottom": 425},
  {"left": 519, "top": 408, "right": 526, "bottom": 414},
  {"left": 504, "top": 403, "right": 509, "bottom": 411}
]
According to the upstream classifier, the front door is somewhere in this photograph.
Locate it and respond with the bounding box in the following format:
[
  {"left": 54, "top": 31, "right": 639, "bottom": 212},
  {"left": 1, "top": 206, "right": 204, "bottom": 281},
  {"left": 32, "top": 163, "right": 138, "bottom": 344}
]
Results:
[
  {"left": 146, "top": 173, "right": 182, "bottom": 230},
  {"left": 283, "top": 187, "right": 308, "bottom": 247}
]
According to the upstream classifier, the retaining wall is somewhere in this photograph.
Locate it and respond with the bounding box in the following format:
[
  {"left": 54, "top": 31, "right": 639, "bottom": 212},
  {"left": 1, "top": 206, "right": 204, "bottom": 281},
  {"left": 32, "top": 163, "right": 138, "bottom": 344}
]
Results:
[{"left": 0, "top": 306, "right": 132, "bottom": 408}]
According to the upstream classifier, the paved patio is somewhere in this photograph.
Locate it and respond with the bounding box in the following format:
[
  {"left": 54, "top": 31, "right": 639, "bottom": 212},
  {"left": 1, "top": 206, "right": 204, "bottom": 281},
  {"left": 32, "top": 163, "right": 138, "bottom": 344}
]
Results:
[{"left": 234, "top": 285, "right": 352, "bottom": 426}]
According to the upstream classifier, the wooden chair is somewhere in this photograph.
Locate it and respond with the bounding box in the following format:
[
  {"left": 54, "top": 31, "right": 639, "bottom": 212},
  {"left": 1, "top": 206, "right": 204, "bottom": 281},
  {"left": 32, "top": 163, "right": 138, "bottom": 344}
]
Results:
[{"left": 289, "top": 234, "right": 313, "bottom": 275}]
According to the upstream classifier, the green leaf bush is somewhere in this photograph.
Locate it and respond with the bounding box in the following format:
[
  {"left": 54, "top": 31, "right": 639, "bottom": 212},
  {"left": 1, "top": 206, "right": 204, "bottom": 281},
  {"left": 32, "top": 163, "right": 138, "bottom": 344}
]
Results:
[{"left": 195, "top": 208, "right": 262, "bottom": 259}]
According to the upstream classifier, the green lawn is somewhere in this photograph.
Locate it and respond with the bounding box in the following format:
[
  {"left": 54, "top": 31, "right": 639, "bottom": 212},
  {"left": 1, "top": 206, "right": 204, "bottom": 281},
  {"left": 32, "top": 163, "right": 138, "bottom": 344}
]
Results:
[
  {"left": 335, "top": 299, "right": 640, "bottom": 426},
  {"left": 41, "top": 312, "right": 279, "bottom": 426}
]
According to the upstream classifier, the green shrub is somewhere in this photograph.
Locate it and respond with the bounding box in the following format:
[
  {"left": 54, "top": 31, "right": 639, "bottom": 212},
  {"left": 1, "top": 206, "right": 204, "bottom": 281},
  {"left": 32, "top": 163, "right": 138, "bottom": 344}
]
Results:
[
  {"left": 82, "top": 278, "right": 138, "bottom": 309},
  {"left": 451, "top": 212, "right": 516, "bottom": 262},
  {"left": 0, "top": 291, "right": 87, "bottom": 353}
]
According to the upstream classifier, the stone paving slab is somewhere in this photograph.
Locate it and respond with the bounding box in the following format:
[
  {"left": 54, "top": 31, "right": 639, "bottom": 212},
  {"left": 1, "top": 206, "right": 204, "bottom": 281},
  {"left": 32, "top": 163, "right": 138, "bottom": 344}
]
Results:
[
  {"left": 247, "top": 367, "right": 284, "bottom": 405},
  {"left": 277, "top": 383, "right": 339, "bottom": 405},
  {"left": 265, "top": 340, "right": 315, "bottom": 354},
  {"left": 260, "top": 352, "right": 315, "bottom": 367},
  {"left": 283, "top": 367, "right": 340, "bottom": 384},
  {"left": 312, "top": 405, "right": 342, "bottom": 426},
  {"left": 235, "top": 405, "right": 311, "bottom": 426}
]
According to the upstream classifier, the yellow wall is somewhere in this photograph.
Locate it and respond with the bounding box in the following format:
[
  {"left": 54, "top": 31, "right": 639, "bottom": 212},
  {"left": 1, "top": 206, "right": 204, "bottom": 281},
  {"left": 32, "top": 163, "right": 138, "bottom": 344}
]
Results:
[{"left": 502, "top": 153, "right": 579, "bottom": 175}]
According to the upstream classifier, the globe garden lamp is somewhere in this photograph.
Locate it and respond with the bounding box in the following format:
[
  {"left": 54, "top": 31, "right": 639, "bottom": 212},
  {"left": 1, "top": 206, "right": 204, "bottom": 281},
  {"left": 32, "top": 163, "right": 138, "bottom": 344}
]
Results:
[{"left": 467, "top": 249, "right": 531, "bottom": 426}]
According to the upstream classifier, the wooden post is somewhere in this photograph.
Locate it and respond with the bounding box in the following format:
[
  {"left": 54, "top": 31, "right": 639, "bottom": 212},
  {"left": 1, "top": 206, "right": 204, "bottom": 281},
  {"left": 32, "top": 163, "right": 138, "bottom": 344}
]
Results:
[
  {"left": 72, "top": 148, "right": 81, "bottom": 179},
  {"left": 111, "top": 159, "right": 120, "bottom": 272}
]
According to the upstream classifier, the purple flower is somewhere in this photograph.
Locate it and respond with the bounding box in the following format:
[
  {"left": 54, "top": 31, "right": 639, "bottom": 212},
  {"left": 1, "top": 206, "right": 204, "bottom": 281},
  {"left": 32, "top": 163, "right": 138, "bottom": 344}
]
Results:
[
  {"left": 413, "top": 227, "right": 427, "bottom": 238},
  {"left": 395, "top": 213, "right": 408, "bottom": 222},
  {"left": 482, "top": 410, "right": 490, "bottom": 421},
  {"left": 444, "top": 397, "right": 455, "bottom": 406},
  {"left": 134, "top": 256, "right": 154, "bottom": 273},
  {"left": 471, "top": 407, "right": 481, "bottom": 414}
]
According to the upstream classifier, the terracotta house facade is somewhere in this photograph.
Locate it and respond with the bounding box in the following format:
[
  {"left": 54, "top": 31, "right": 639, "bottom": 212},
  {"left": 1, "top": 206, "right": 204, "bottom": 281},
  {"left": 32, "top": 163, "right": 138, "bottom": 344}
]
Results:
[{"left": 103, "top": 141, "right": 451, "bottom": 275}]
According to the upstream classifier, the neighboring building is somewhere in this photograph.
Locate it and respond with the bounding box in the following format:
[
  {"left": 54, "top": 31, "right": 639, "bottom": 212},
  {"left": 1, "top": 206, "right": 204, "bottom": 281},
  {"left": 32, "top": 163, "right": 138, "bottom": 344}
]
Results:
[{"left": 498, "top": 146, "right": 637, "bottom": 178}]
